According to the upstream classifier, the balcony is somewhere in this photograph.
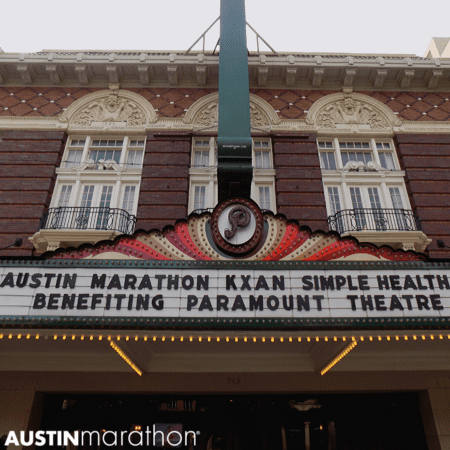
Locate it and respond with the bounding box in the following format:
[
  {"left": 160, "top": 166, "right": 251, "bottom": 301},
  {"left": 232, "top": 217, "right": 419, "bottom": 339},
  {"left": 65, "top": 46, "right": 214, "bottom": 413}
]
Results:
[
  {"left": 29, "top": 207, "right": 136, "bottom": 253},
  {"left": 327, "top": 208, "right": 431, "bottom": 252}
]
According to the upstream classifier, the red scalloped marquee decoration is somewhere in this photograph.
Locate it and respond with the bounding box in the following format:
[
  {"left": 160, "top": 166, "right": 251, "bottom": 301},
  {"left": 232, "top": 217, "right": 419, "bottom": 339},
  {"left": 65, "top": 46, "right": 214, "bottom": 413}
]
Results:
[{"left": 49, "top": 213, "right": 425, "bottom": 262}]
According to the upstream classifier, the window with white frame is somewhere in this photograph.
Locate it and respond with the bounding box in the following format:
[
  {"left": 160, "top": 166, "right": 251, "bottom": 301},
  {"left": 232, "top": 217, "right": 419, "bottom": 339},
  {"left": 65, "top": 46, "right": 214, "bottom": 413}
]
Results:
[
  {"left": 188, "top": 137, "right": 276, "bottom": 213},
  {"left": 318, "top": 138, "right": 417, "bottom": 234},
  {"left": 51, "top": 136, "right": 145, "bottom": 231}
]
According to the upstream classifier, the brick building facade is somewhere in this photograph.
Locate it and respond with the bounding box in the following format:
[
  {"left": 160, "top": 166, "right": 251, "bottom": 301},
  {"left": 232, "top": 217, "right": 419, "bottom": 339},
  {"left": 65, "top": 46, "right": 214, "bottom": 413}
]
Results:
[{"left": 2, "top": 49, "right": 450, "bottom": 450}]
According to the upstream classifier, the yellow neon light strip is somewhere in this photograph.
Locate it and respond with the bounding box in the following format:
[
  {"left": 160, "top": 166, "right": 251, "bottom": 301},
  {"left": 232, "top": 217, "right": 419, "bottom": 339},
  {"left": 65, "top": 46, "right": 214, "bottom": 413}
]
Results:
[
  {"left": 1, "top": 333, "right": 449, "bottom": 343},
  {"left": 109, "top": 340, "right": 143, "bottom": 376},
  {"left": 320, "top": 340, "right": 358, "bottom": 376}
]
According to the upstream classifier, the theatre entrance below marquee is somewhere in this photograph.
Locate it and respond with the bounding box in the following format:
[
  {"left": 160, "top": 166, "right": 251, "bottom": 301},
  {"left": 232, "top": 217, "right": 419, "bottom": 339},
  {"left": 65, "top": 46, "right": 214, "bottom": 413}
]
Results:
[{"left": 38, "top": 393, "right": 427, "bottom": 450}]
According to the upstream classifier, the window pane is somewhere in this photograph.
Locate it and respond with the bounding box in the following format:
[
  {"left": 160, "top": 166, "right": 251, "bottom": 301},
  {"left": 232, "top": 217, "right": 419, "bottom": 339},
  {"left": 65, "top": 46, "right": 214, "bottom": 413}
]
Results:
[
  {"left": 368, "top": 187, "right": 382, "bottom": 209},
  {"left": 320, "top": 152, "right": 336, "bottom": 170},
  {"left": 65, "top": 150, "right": 83, "bottom": 168},
  {"left": 255, "top": 151, "right": 270, "bottom": 169},
  {"left": 389, "top": 187, "right": 404, "bottom": 209},
  {"left": 126, "top": 150, "right": 143, "bottom": 169},
  {"left": 327, "top": 187, "right": 341, "bottom": 215},
  {"left": 58, "top": 185, "right": 72, "bottom": 207},
  {"left": 350, "top": 187, "right": 363, "bottom": 209},
  {"left": 194, "top": 151, "right": 209, "bottom": 167},
  {"left": 259, "top": 186, "right": 270, "bottom": 210},
  {"left": 194, "top": 186, "right": 206, "bottom": 210},
  {"left": 81, "top": 186, "right": 95, "bottom": 208},
  {"left": 122, "top": 186, "right": 136, "bottom": 213},
  {"left": 99, "top": 186, "right": 113, "bottom": 208},
  {"left": 379, "top": 152, "right": 396, "bottom": 170}
]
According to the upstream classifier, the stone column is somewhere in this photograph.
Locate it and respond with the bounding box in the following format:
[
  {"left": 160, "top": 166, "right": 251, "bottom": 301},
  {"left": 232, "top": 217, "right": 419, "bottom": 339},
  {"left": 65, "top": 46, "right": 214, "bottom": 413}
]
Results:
[
  {"left": 304, "top": 421, "right": 310, "bottom": 450},
  {"left": 327, "top": 421, "right": 337, "bottom": 450},
  {"left": 280, "top": 425, "right": 287, "bottom": 450},
  {"left": 0, "top": 389, "right": 44, "bottom": 450},
  {"left": 419, "top": 388, "right": 450, "bottom": 450}
]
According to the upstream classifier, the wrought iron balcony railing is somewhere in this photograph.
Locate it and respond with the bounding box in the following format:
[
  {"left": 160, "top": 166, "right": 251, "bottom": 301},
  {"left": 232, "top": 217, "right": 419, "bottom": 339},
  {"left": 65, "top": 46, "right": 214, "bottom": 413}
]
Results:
[
  {"left": 328, "top": 208, "right": 420, "bottom": 234},
  {"left": 39, "top": 207, "right": 136, "bottom": 235}
]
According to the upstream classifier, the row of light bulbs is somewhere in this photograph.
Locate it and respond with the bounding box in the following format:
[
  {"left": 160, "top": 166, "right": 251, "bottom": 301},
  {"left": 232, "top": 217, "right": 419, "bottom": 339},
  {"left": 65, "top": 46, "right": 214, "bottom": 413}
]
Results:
[
  {"left": 320, "top": 341, "right": 359, "bottom": 376},
  {"left": 109, "top": 340, "right": 143, "bottom": 376},
  {"left": 1, "top": 333, "right": 449, "bottom": 342}
]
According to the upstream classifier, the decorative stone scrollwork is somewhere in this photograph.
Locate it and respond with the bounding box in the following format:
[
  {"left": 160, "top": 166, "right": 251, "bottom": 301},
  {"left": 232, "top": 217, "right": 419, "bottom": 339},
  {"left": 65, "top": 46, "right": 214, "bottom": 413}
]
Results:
[
  {"left": 59, "top": 85, "right": 158, "bottom": 129},
  {"left": 306, "top": 92, "right": 402, "bottom": 131},
  {"left": 317, "top": 97, "right": 388, "bottom": 129},
  {"left": 183, "top": 92, "right": 281, "bottom": 131},
  {"left": 73, "top": 94, "right": 145, "bottom": 126}
]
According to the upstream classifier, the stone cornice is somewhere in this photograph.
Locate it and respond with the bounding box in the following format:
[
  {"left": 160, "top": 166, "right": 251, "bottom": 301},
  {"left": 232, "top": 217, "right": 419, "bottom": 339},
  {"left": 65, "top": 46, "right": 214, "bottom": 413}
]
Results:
[
  {"left": 1, "top": 51, "right": 449, "bottom": 91},
  {"left": 2, "top": 115, "right": 450, "bottom": 135}
]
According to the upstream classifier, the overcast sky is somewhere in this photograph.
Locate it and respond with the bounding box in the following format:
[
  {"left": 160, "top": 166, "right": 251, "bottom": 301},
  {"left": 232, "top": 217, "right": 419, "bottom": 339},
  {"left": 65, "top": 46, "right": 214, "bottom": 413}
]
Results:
[{"left": 0, "top": 0, "right": 447, "bottom": 56}]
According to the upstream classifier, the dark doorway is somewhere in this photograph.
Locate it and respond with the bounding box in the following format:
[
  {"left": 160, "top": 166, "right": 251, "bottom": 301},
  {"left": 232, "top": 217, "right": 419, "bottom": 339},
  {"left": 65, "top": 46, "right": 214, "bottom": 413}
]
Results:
[{"left": 38, "top": 393, "right": 427, "bottom": 450}]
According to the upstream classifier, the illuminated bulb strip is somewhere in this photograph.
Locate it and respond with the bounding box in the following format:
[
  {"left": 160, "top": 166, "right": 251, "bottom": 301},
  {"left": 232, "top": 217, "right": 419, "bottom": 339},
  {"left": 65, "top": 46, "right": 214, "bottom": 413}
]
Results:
[
  {"left": 1, "top": 332, "right": 446, "bottom": 343},
  {"left": 320, "top": 341, "right": 358, "bottom": 376},
  {"left": 109, "top": 341, "right": 143, "bottom": 376}
]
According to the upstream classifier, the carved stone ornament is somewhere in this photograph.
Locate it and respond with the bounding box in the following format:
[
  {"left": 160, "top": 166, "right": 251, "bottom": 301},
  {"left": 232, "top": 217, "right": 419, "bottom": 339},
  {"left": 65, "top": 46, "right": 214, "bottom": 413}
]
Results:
[
  {"left": 183, "top": 92, "right": 281, "bottom": 130},
  {"left": 59, "top": 86, "right": 158, "bottom": 128},
  {"left": 317, "top": 97, "right": 388, "bottom": 129},
  {"left": 73, "top": 92, "right": 145, "bottom": 126},
  {"left": 306, "top": 92, "right": 402, "bottom": 130}
]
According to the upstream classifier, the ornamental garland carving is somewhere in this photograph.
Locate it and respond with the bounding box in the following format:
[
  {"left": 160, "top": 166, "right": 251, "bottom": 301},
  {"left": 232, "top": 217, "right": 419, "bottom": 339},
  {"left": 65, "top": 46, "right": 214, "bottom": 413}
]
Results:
[
  {"left": 316, "top": 97, "right": 389, "bottom": 129},
  {"left": 193, "top": 101, "right": 270, "bottom": 130},
  {"left": 72, "top": 91, "right": 146, "bottom": 126}
]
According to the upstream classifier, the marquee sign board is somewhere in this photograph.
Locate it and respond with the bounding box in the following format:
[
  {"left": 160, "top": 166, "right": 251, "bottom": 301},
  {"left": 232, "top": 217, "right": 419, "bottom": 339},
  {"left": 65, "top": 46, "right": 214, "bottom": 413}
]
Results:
[{"left": 1, "top": 262, "right": 450, "bottom": 328}]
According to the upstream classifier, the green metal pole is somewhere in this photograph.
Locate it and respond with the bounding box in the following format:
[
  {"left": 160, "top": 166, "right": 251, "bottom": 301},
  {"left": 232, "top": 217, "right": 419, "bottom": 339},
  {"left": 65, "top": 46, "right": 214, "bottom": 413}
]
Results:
[{"left": 217, "top": 0, "right": 253, "bottom": 202}]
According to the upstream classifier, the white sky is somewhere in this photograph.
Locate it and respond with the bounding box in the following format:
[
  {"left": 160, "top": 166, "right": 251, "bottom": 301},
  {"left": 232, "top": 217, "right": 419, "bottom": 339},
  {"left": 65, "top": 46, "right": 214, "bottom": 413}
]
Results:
[{"left": 0, "top": 0, "right": 448, "bottom": 56}]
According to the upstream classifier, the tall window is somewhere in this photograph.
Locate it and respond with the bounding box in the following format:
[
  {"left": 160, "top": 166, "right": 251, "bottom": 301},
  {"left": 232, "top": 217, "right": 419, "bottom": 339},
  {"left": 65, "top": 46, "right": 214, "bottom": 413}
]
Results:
[
  {"left": 52, "top": 135, "right": 145, "bottom": 223},
  {"left": 188, "top": 137, "right": 276, "bottom": 213},
  {"left": 319, "top": 138, "right": 415, "bottom": 234}
]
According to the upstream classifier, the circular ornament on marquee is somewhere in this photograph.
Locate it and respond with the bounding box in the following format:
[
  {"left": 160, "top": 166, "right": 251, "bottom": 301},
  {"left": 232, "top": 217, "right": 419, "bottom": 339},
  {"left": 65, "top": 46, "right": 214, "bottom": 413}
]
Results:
[{"left": 211, "top": 197, "right": 264, "bottom": 255}]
